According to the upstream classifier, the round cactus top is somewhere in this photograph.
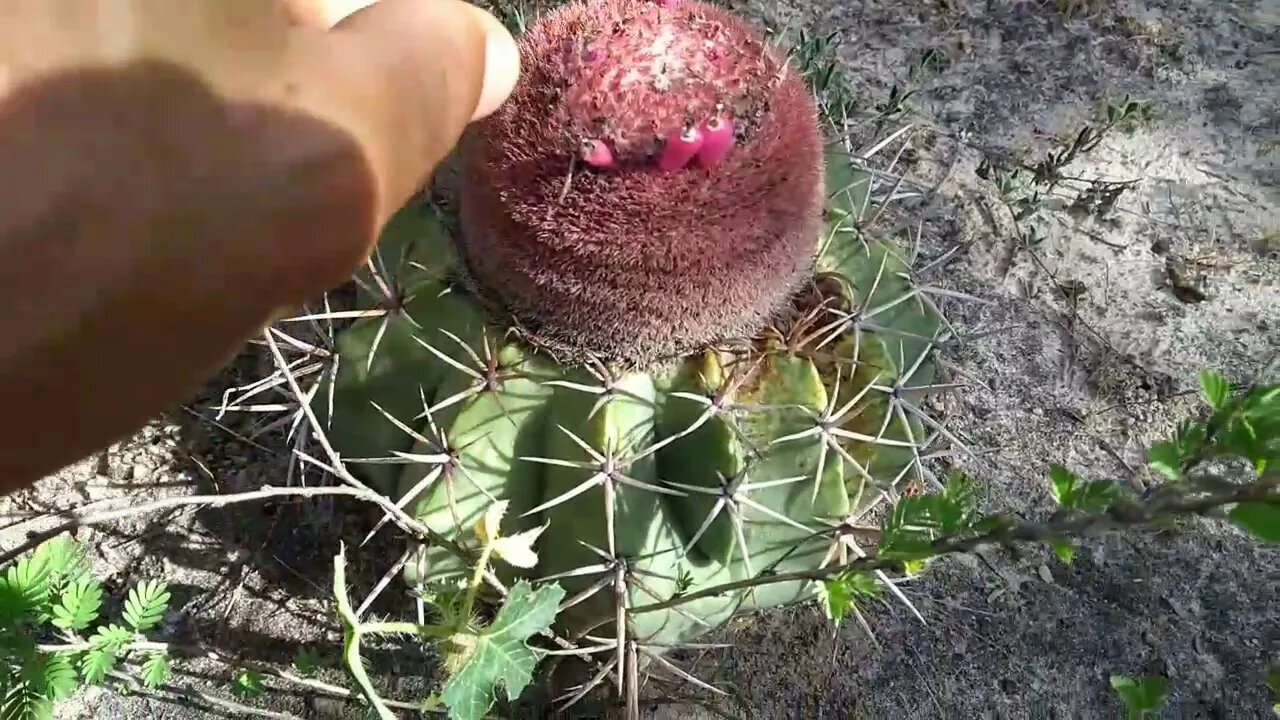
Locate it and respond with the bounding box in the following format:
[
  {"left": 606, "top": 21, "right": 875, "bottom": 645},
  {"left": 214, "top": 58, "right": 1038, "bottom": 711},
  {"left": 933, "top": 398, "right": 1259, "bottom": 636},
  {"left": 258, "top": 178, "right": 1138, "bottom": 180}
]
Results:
[
  {"left": 456, "top": 0, "right": 824, "bottom": 364},
  {"left": 524, "top": 0, "right": 787, "bottom": 169}
]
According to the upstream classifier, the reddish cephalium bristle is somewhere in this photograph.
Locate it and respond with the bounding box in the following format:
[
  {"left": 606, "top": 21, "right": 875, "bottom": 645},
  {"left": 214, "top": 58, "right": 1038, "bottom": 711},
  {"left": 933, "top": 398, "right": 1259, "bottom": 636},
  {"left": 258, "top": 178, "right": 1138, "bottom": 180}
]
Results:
[{"left": 457, "top": 0, "right": 825, "bottom": 366}]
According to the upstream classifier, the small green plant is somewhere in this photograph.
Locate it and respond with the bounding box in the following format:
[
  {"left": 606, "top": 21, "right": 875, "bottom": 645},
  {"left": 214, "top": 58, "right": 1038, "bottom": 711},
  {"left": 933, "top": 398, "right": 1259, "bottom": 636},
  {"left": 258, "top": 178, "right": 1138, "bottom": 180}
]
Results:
[
  {"left": 0, "top": 536, "right": 172, "bottom": 719},
  {"left": 978, "top": 92, "right": 1153, "bottom": 243},
  {"left": 1104, "top": 94, "right": 1155, "bottom": 132},
  {"left": 230, "top": 669, "right": 266, "bottom": 700},
  {"left": 1110, "top": 674, "right": 1171, "bottom": 719},
  {"left": 908, "top": 48, "right": 950, "bottom": 83},
  {"left": 1267, "top": 667, "right": 1280, "bottom": 716},
  {"left": 333, "top": 501, "right": 565, "bottom": 720}
]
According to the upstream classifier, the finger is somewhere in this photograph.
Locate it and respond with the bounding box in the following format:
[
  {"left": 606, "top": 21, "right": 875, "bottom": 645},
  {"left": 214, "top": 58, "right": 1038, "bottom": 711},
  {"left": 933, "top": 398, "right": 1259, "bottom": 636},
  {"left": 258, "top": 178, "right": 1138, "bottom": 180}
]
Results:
[
  {"left": 285, "top": 0, "right": 519, "bottom": 222},
  {"left": 329, "top": 0, "right": 518, "bottom": 121},
  {"left": 280, "top": 0, "right": 376, "bottom": 28}
]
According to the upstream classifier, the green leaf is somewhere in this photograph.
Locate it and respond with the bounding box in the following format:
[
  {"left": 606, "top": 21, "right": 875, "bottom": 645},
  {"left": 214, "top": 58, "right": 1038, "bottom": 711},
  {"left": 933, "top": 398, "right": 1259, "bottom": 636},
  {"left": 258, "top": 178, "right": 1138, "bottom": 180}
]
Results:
[
  {"left": 80, "top": 623, "right": 134, "bottom": 684},
  {"left": 122, "top": 580, "right": 170, "bottom": 633},
  {"left": 1110, "top": 674, "right": 1170, "bottom": 718},
  {"left": 421, "top": 693, "right": 444, "bottom": 713},
  {"left": 0, "top": 679, "right": 52, "bottom": 720},
  {"left": 817, "top": 572, "right": 881, "bottom": 627},
  {"left": 1145, "top": 442, "right": 1183, "bottom": 481},
  {"left": 878, "top": 475, "right": 983, "bottom": 562},
  {"left": 40, "top": 654, "right": 79, "bottom": 702},
  {"left": 937, "top": 473, "right": 980, "bottom": 534},
  {"left": 51, "top": 579, "right": 104, "bottom": 632},
  {"left": 477, "top": 500, "right": 548, "bottom": 569},
  {"left": 1049, "top": 467, "right": 1126, "bottom": 513},
  {"left": 1049, "top": 465, "right": 1077, "bottom": 505},
  {"left": 89, "top": 624, "right": 134, "bottom": 654},
  {"left": 674, "top": 568, "right": 694, "bottom": 596},
  {"left": 31, "top": 536, "right": 92, "bottom": 594},
  {"left": 79, "top": 649, "right": 117, "bottom": 685},
  {"left": 1, "top": 552, "right": 56, "bottom": 615},
  {"left": 1199, "top": 369, "right": 1231, "bottom": 410},
  {"left": 0, "top": 579, "right": 30, "bottom": 625},
  {"left": 292, "top": 648, "right": 321, "bottom": 677},
  {"left": 36, "top": 650, "right": 79, "bottom": 702},
  {"left": 231, "top": 670, "right": 266, "bottom": 700},
  {"left": 1052, "top": 540, "right": 1076, "bottom": 564},
  {"left": 877, "top": 498, "right": 935, "bottom": 561},
  {"left": 140, "top": 653, "right": 171, "bottom": 689},
  {"left": 1228, "top": 502, "right": 1280, "bottom": 543},
  {"left": 1204, "top": 382, "right": 1280, "bottom": 472},
  {"left": 1075, "top": 480, "right": 1126, "bottom": 513},
  {"left": 439, "top": 580, "right": 566, "bottom": 720}
]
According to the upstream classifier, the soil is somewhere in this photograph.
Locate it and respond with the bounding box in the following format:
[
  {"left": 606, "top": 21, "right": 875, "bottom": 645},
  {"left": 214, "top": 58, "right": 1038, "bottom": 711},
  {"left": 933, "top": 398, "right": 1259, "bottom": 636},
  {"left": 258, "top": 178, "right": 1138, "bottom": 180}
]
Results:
[{"left": 2, "top": 0, "right": 1276, "bottom": 718}]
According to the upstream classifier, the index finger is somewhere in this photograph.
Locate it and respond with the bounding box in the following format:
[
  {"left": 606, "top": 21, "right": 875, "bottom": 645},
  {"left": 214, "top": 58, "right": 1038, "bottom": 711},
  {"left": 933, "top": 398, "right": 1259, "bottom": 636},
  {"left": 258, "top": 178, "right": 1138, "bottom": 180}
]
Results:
[
  {"left": 275, "top": 0, "right": 519, "bottom": 223},
  {"left": 280, "top": 0, "right": 375, "bottom": 29}
]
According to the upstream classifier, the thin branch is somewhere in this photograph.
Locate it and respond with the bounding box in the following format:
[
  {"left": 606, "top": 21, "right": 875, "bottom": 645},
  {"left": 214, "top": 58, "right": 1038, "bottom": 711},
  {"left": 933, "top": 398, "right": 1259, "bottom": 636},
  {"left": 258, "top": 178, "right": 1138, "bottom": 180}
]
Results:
[
  {"left": 58, "top": 639, "right": 444, "bottom": 716},
  {"left": 106, "top": 669, "right": 300, "bottom": 720},
  {"left": 631, "top": 478, "right": 1278, "bottom": 615},
  {"left": 0, "top": 485, "right": 373, "bottom": 568}
]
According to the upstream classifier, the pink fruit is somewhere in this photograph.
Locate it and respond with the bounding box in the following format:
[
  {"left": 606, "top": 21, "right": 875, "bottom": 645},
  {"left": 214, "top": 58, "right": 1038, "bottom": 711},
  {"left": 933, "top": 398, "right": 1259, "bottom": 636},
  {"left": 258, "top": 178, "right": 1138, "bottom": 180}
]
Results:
[
  {"left": 580, "top": 138, "right": 615, "bottom": 168},
  {"left": 695, "top": 115, "right": 735, "bottom": 168},
  {"left": 657, "top": 126, "right": 704, "bottom": 171}
]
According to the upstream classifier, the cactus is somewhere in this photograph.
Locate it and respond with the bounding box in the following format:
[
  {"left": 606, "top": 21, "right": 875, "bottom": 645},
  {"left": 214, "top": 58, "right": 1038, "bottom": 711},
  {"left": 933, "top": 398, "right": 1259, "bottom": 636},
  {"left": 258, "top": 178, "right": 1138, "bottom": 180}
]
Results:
[{"left": 310, "top": 0, "right": 951, "bottom": 700}]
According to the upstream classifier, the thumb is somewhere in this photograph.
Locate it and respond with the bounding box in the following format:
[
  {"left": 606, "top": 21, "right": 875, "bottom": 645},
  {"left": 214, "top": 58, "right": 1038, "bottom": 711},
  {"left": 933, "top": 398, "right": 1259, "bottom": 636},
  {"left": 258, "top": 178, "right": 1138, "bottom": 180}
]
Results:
[{"left": 287, "top": 0, "right": 520, "bottom": 222}]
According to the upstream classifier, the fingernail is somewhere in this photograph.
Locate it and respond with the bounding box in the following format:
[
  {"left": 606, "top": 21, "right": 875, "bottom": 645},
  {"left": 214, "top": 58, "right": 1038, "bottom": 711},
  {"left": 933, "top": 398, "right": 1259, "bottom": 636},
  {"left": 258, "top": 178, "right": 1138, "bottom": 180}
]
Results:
[{"left": 471, "top": 10, "right": 521, "bottom": 121}]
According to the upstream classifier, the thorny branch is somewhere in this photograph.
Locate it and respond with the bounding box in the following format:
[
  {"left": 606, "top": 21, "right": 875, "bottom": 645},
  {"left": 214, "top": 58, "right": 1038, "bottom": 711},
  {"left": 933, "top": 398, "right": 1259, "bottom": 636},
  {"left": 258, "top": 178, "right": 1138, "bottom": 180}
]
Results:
[{"left": 632, "top": 475, "right": 1278, "bottom": 615}]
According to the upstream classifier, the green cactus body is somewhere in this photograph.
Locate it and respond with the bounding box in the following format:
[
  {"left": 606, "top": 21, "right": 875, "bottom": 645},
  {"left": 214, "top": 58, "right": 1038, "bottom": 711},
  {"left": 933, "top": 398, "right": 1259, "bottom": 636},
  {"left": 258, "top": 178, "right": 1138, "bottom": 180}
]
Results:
[
  {"left": 315, "top": 280, "right": 488, "bottom": 496},
  {"left": 317, "top": 150, "right": 942, "bottom": 653},
  {"left": 310, "top": 0, "right": 947, "bottom": 689},
  {"left": 400, "top": 341, "right": 559, "bottom": 588}
]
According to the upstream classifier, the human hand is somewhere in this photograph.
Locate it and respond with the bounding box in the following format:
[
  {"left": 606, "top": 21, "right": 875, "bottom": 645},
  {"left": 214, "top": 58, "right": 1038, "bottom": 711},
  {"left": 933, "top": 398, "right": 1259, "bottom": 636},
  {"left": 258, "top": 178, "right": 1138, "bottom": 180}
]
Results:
[{"left": 0, "top": 0, "right": 520, "bottom": 492}]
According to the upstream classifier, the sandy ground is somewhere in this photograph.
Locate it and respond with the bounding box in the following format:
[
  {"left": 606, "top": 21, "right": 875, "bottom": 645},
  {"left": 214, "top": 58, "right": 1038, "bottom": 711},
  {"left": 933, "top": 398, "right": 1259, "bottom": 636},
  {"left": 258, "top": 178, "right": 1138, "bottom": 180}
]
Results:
[{"left": 2, "top": 0, "right": 1276, "bottom": 718}]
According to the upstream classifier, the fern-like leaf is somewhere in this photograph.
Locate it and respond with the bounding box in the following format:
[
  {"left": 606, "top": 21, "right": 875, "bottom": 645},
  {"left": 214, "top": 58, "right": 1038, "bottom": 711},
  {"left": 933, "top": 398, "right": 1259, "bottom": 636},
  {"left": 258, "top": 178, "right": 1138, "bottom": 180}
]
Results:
[
  {"left": 0, "top": 581, "right": 30, "bottom": 625},
  {"left": 79, "top": 624, "right": 132, "bottom": 685},
  {"left": 122, "top": 580, "right": 169, "bottom": 633},
  {"left": 879, "top": 474, "right": 982, "bottom": 561},
  {"left": 0, "top": 554, "right": 55, "bottom": 616},
  {"left": 816, "top": 571, "right": 882, "bottom": 627},
  {"left": 51, "top": 579, "right": 103, "bottom": 632},
  {"left": 0, "top": 679, "right": 52, "bottom": 720},
  {"left": 140, "top": 653, "right": 170, "bottom": 689},
  {"left": 35, "top": 536, "right": 91, "bottom": 592},
  {"left": 78, "top": 650, "right": 117, "bottom": 686},
  {"left": 38, "top": 654, "right": 78, "bottom": 702},
  {"left": 88, "top": 624, "right": 134, "bottom": 653}
]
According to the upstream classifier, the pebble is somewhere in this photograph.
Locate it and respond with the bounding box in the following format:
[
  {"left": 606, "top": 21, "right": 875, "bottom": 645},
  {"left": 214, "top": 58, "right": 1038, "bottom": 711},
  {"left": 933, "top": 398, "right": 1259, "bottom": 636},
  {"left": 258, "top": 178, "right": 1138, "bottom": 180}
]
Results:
[{"left": 1037, "top": 564, "right": 1055, "bottom": 583}]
